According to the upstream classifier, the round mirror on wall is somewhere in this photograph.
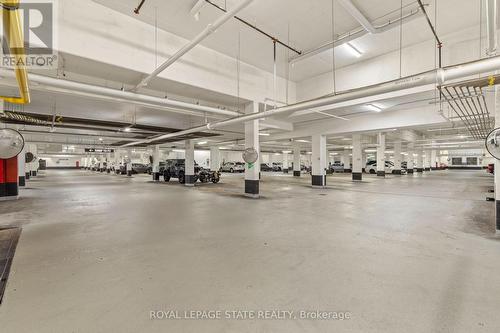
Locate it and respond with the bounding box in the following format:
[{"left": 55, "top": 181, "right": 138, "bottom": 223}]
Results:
[
  {"left": 0, "top": 129, "right": 25, "bottom": 159},
  {"left": 485, "top": 128, "right": 500, "bottom": 160}
]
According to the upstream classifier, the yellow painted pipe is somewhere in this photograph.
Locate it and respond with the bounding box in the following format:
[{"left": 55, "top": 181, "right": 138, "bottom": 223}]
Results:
[{"left": 1, "top": 0, "right": 30, "bottom": 104}]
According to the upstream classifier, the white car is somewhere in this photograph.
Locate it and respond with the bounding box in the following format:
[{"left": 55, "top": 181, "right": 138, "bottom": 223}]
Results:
[
  {"left": 365, "top": 161, "right": 407, "bottom": 174},
  {"left": 221, "top": 162, "right": 245, "bottom": 173}
]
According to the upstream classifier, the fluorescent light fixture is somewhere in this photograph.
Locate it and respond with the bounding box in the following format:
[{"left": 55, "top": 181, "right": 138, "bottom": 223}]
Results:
[
  {"left": 274, "top": 153, "right": 281, "bottom": 155},
  {"left": 282, "top": 150, "right": 292, "bottom": 154},
  {"left": 123, "top": 127, "right": 132, "bottom": 132},
  {"left": 306, "top": 152, "right": 312, "bottom": 155},
  {"left": 219, "top": 147, "right": 230, "bottom": 150},
  {"left": 345, "top": 42, "right": 363, "bottom": 58},
  {"left": 98, "top": 138, "right": 103, "bottom": 141},
  {"left": 342, "top": 138, "right": 351, "bottom": 141},
  {"left": 366, "top": 103, "right": 382, "bottom": 112},
  {"left": 365, "top": 149, "right": 377, "bottom": 153},
  {"left": 295, "top": 139, "right": 309, "bottom": 143},
  {"left": 259, "top": 133, "right": 270, "bottom": 136},
  {"left": 173, "top": 149, "right": 185, "bottom": 153},
  {"left": 197, "top": 141, "right": 207, "bottom": 145}
]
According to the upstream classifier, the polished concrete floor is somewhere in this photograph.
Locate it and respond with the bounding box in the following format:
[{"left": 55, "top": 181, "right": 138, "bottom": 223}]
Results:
[{"left": 0, "top": 169, "right": 499, "bottom": 332}]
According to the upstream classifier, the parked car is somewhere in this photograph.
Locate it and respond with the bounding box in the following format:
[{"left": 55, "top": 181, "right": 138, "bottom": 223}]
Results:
[
  {"left": 163, "top": 159, "right": 220, "bottom": 184},
  {"left": 365, "top": 161, "right": 400, "bottom": 174},
  {"left": 260, "top": 163, "right": 273, "bottom": 171},
  {"left": 329, "top": 162, "right": 345, "bottom": 172},
  {"left": 147, "top": 161, "right": 166, "bottom": 174},
  {"left": 131, "top": 163, "right": 149, "bottom": 174},
  {"left": 487, "top": 163, "right": 494, "bottom": 174},
  {"left": 221, "top": 162, "right": 245, "bottom": 173},
  {"left": 272, "top": 162, "right": 283, "bottom": 172}
]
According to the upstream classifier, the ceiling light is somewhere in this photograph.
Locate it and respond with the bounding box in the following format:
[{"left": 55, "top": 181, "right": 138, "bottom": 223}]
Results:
[
  {"left": 295, "top": 139, "right": 309, "bottom": 143},
  {"left": 173, "top": 149, "right": 185, "bottom": 153},
  {"left": 259, "top": 133, "right": 270, "bottom": 136},
  {"left": 123, "top": 127, "right": 132, "bottom": 132},
  {"left": 345, "top": 42, "right": 363, "bottom": 58},
  {"left": 98, "top": 138, "right": 103, "bottom": 141},
  {"left": 282, "top": 150, "right": 292, "bottom": 154},
  {"left": 197, "top": 141, "right": 207, "bottom": 145},
  {"left": 366, "top": 104, "right": 382, "bottom": 112},
  {"left": 365, "top": 149, "right": 377, "bottom": 153}
]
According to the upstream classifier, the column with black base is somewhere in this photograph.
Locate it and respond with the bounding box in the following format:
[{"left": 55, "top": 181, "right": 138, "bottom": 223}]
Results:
[
  {"left": 293, "top": 144, "right": 301, "bottom": 177},
  {"left": 244, "top": 102, "right": 260, "bottom": 198},
  {"left": 407, "top": 144, "right": 414, "bottom": 174},
  {"left": 393, "top": 141, "right": 402, "bottom": 175},
  {"left": 152, "top": 145, "right": 161, "bottom": 181},
  {"left": 210, "top": 147, "right": 220, "bottom": 172},
  {"left": 282, "top": 151, "right": 289, "bottom": 173},
  {"left": 431, "top": 150, "right": 437, "bottom": 170},
  {"left": 376, "top": 133, "right": 386, "bottom": 177},
  {"left": 185, "top": 140, "right": 195, "bottom": 187},
  {"left": 18, "top": 145, "right": 26, "bottom": 187},
  {"left": 416, "top": 151, "right": 424, "bottom": 173},
  {"left": 352, "top": 134, "right": 362, "bottom": 181},
  {"left": 311, "top": 134, "right": 326, "bottom": 188},
  {"left": 126, "top": 150, "right": 133, "bottom": 176}
]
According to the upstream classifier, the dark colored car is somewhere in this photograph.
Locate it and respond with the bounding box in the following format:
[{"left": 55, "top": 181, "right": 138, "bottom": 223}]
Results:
[
  {"left": 131, "top": 163, "right": 149, "bottom": 174},
  {"left": 163, "top": 159, "right": 220, "bottom": 184},
  {"left": 272, "top": 162, "right": 282, "bottom": 172},
  {"left": 147, "top": 162, "right": 166, "bottom": 174},
  {"left": 260, "top": 163, "right": 273, "bottom": 171}
]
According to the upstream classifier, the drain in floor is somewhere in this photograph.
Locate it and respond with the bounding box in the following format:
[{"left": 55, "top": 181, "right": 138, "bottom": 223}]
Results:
[{"left": 0, "top": 227, "right": 22, "bottom": 305}]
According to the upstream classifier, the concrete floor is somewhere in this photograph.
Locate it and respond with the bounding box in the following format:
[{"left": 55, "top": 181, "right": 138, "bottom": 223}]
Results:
[{"left": 0, "top": 169, "right": 499, "bottom": 332}]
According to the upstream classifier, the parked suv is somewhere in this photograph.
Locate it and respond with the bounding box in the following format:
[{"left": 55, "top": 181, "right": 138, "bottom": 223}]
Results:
[
  {"left": 163, "top": 159, "right": 220, "bottom": 184},
  {"left": 221, "top": 161, "right": 245, "bottom": 173}
]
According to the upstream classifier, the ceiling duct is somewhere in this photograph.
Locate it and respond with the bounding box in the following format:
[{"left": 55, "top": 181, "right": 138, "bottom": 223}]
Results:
[{"left": 122, "top": 55, "right": 500, "bottom": 147}]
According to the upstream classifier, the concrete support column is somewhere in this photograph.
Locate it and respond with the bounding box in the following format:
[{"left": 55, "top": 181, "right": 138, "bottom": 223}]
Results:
[
  {"left": 407, "top": 145, "right": 414, "bottom": 174},
  {"left": 99, "top": 155, "right": 105, "bottom": 172},
  {"left": 352, "top": 134, "right": 362, "bottom": 181},
  {"left": 431, "top": 150, "right": 437, "bottom": 170},
  {"left": 424, "top": 150, "right": 431, "bottom": 171},
  {"left": 185, "top": 140, "right": 195, "bottom": 186},
  {"left": 293, "top": 144, "right": 301, "bottom": 177},
  {"left": 416, "top": 151, "right": 424, "bottom": 173},
  {"left": 343, "top": 149, "right": 351, "bottom": 172},
  {"left": 376, "top": 133, "right": 386, "bottom": 177},
  {"left": 152, "top": 145, "right": 160, "bottom": 181},
  {"left": 244, "top": 101, "right": 260, "bottom": 198},
  {"left": 393, "top": 141, "right": 402, "bottom": 175},
  {"left": 209, "top": 147, "right": 220, "bottom": 171},
  {"left": 126, "top": 150, "right": 133, "bottom": 176},
  {"left": 282, "top": 152, "right": 289, "bottom": 173},
  {"left": 106, "top": 153, "right": 112, "bottom": 173},
  {"left": 18, "top": 145, "right": 26, "bottom": 187},
  {"left": 362, "top": 151, "right": 367, "bottom": 173},
  {"left": 311, "top": 134, "right": 327, "bottom": 188},
  {"left": 30, "top": 144, "right": 38, "bottom": 177}
]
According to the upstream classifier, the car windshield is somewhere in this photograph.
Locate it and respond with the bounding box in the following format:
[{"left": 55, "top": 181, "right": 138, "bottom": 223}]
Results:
[{"left": 236, "top": 162, "right": 244, "bottom": 165}]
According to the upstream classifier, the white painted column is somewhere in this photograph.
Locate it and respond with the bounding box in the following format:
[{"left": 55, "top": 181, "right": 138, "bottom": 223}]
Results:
[
  {"left": 126, "top": 150, "right": 133, "bottom": 176},
  {"left": 376, "top": 133, "right": 386, "bottom": 177},
  {"left": 106, "top": 153, "right": 112, "bottom": 173},
  {"left": 343, "top": 149, "right": 351, "bottom": 172},
  {"left": 407, "top": 144, "right": 415, "bottom": 174},
  {"left": 282, "top": 151, "right": 289, "bottom": 173},
  {"left": 424, "top": 150, "right": 430, "bottom": 171},
  {"left": 431, "top": 150, "right": 437, "bottom": 170},
  {"left": 293, "top": 144, "right": 301, "bottom": 177},
  {"left": 416, "top": 150, "right": 424, "bottom": 172},
  {"left": 244, "top": 101, "right": 260, "bottom": 198},
  {"left": 185, "top": 139, "right": 195, "bottom": 186},
  {"left": 30, "top": 144, "right": 38, "bottom": 177},
  {"left": 394, "top": 141, "right": 402, "bottom": 175},
  {"left": 312, "top": 134, "right": 326, "bottom": 188},
  {"left": 209, "top": 147, "right": 220, "bottom": 171},
  {"left": 352, "top": 134, "right": 362, "bottom": 181},
  {"left": 99, "top": 154, "right": 105, "bottom": 172},
  {"left": 495, "top": 86, "right": 500, "bottom": 232},
  {"left": 18, "top": 144, "right": 26, "bottom": 186},
  {"left": 152, "top": 145, "right": 160, "bottom": 181}
]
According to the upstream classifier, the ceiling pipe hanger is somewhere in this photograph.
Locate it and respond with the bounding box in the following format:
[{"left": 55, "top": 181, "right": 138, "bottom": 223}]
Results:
[{"left": 133, "top": 0, "right": 253, "bottom": 91}]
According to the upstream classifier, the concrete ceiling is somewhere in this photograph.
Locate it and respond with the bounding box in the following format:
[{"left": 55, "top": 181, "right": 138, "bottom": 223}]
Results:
[{"left": 92, "top": 0, "right": 485, "bottom": 81}]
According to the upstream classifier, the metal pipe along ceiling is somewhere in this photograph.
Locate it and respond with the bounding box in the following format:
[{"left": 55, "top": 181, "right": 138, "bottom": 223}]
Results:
[
  {"left": 0, "top": 70, "right": 240, "bottom": 118},
  {"left": 134, "top": 0, "right": 253, "bottom": 90},
  {"left": 122, "top": 55, "right": 500, "bottom": 147},
  {"left": 0, "top": 0, "right": 31, "bottom": 104}
]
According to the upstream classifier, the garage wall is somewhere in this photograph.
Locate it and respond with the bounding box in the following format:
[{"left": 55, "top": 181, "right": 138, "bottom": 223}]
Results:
[{"left": 40, "top": 155, "right": 82, "bottom": 168}]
